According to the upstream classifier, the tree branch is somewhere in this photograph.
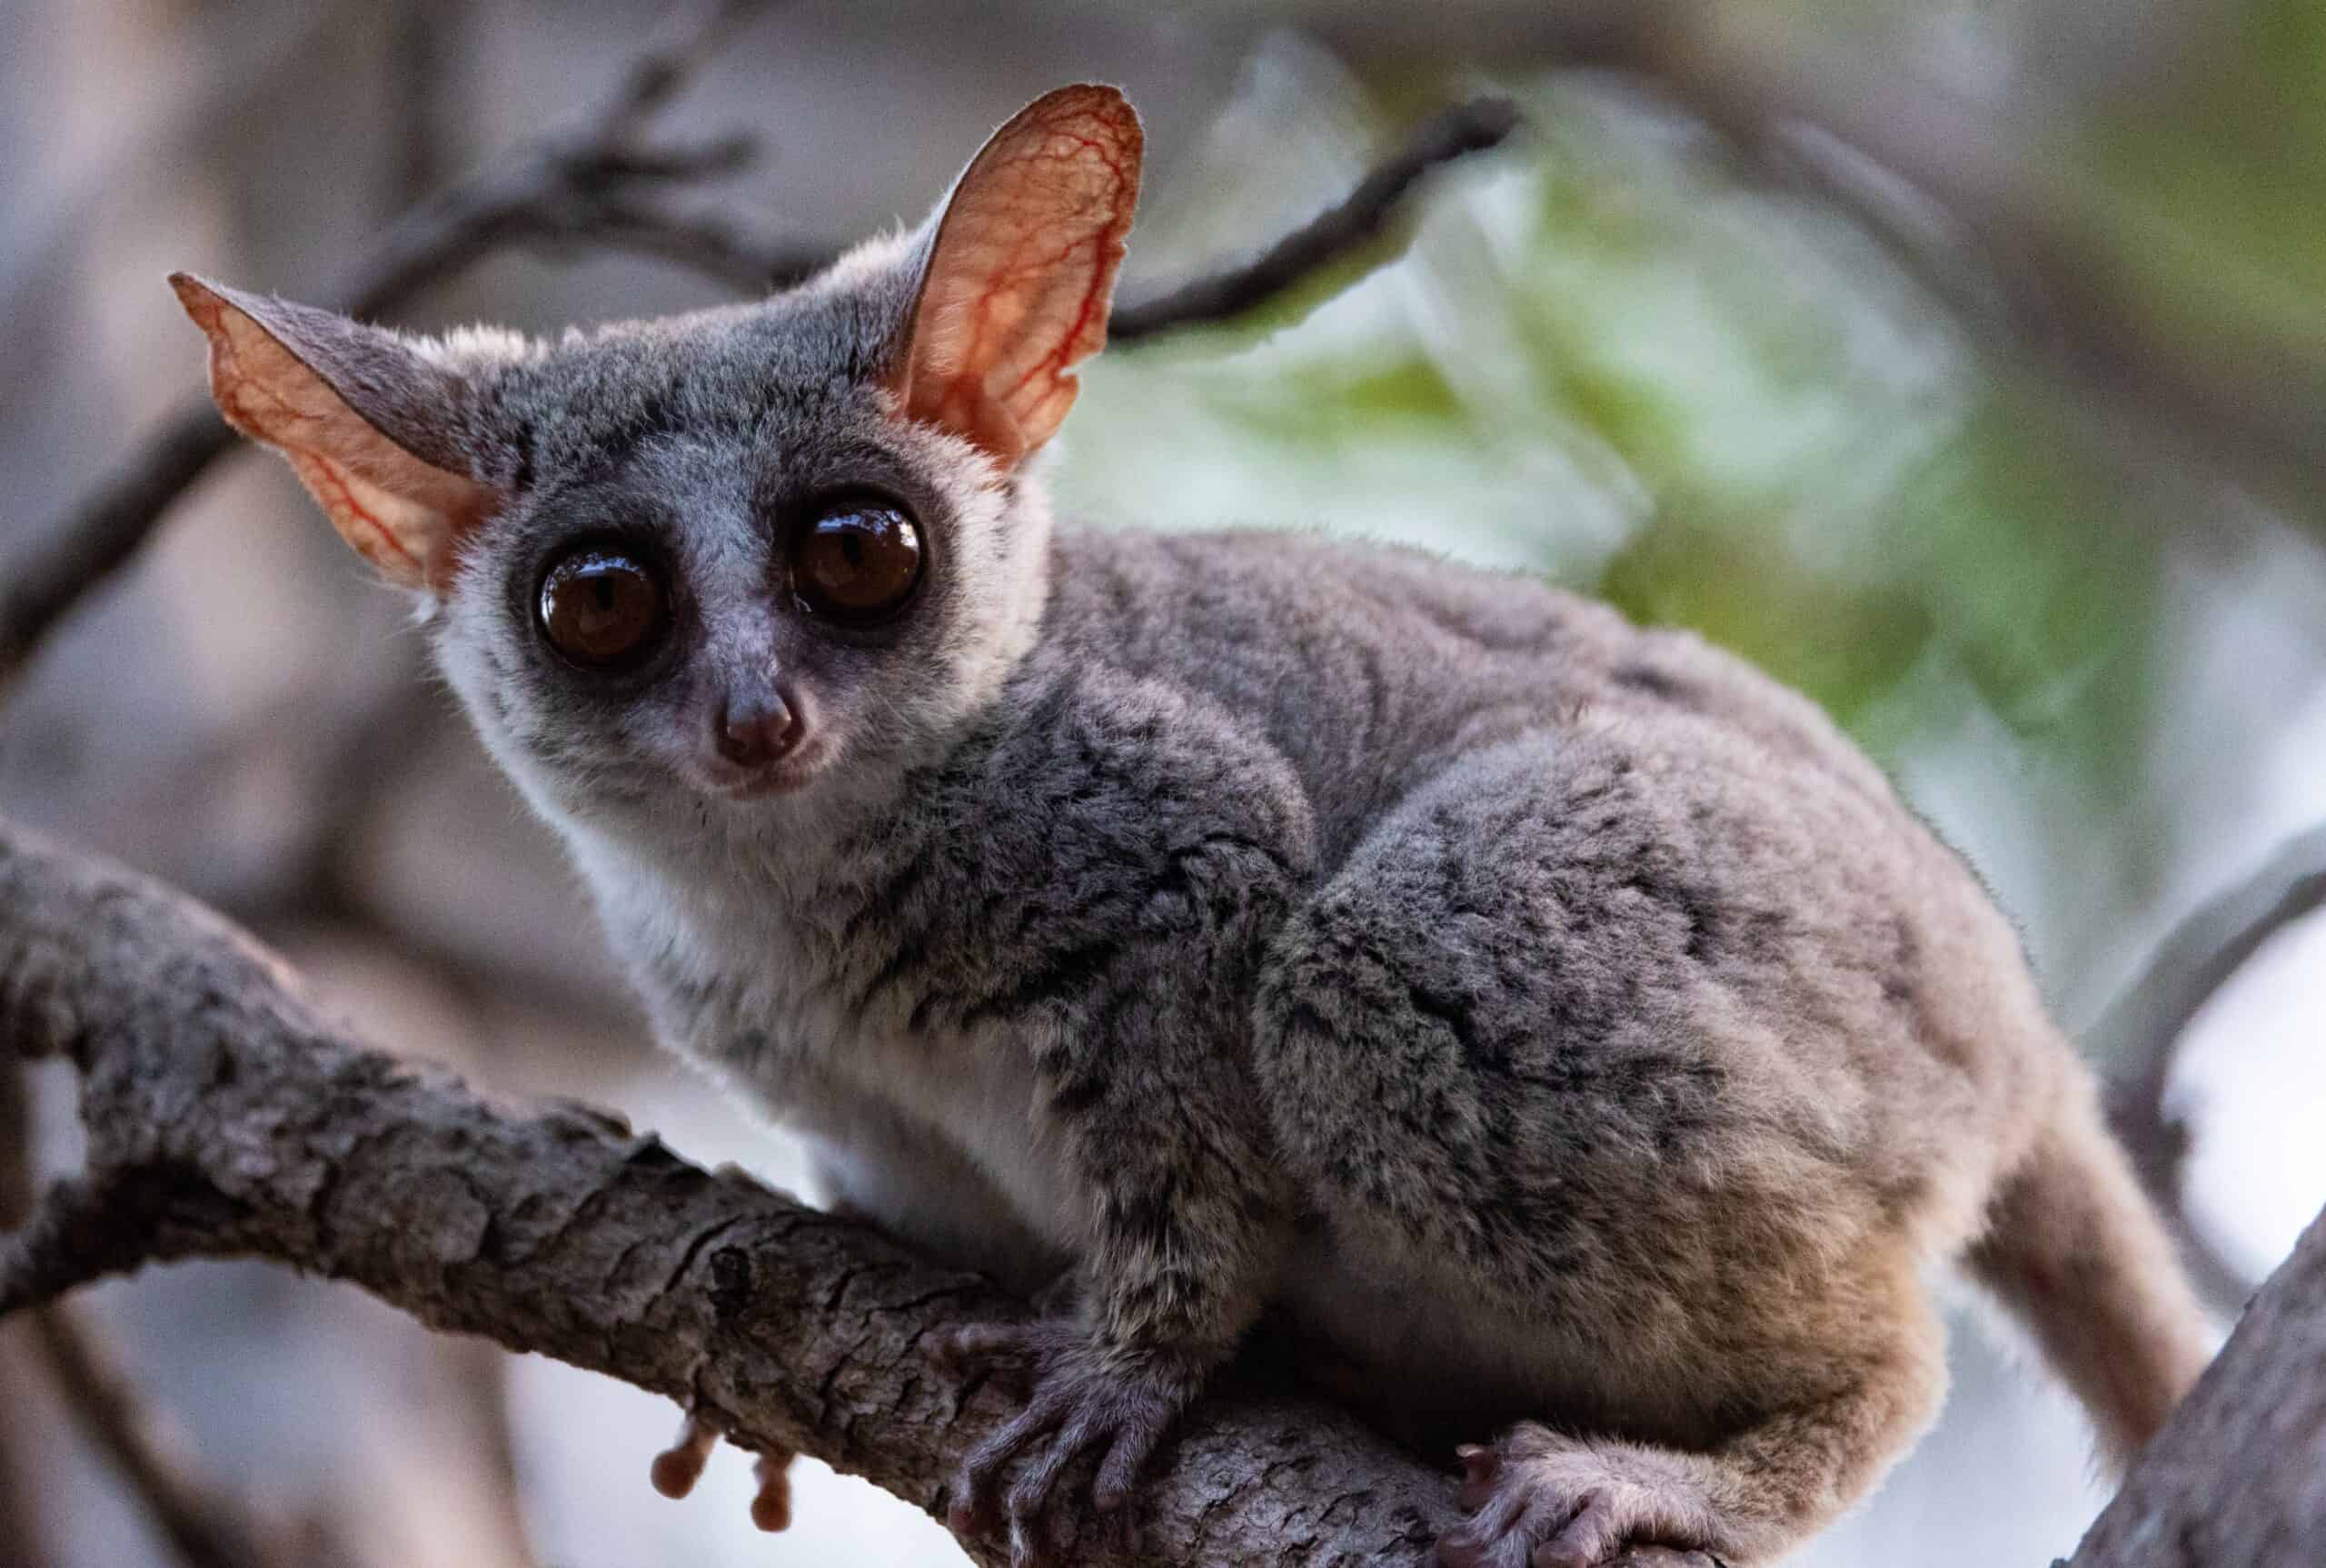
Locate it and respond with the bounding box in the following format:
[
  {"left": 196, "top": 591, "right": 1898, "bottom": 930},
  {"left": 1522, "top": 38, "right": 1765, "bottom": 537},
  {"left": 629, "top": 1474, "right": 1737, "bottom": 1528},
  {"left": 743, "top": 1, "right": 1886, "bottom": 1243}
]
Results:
[
  {"left": 2064, "top": 1201, "right": 2326, "bottom": 1568},
  {"left": 1109, "top": 95, "right": 1522, "bottom": 342},
  {"left": 0, "top": 820, "right": 1722, "bottom": 1568},
  {"left": 2086, "top": 821, "right": 2326, "bottom": 1312}
]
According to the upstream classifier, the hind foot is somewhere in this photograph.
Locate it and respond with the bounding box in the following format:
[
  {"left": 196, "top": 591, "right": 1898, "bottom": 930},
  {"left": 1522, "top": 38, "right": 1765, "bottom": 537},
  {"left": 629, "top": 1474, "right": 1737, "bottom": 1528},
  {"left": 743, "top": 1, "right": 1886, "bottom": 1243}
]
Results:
[
  {"left": 649, "top": 1410, "right": 796, "bottom": 1533},
  {"left": 1436, "top": 1425, "right": 1732, "bottom": 1568}
]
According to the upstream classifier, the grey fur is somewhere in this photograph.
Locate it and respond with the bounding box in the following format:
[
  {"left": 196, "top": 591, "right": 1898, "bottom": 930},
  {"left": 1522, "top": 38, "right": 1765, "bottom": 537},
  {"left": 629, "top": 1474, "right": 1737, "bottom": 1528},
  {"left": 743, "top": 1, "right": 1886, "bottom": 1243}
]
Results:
[{"left": 174, "top": 88, "right": 2213, "bottom": 1567}]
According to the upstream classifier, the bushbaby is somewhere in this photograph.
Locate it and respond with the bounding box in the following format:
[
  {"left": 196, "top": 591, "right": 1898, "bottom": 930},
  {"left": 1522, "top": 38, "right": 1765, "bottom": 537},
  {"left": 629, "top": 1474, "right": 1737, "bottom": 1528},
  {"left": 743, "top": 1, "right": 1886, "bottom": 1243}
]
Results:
[{"left": 173, "top": 84, "right": 2212, "bottom": 1566}]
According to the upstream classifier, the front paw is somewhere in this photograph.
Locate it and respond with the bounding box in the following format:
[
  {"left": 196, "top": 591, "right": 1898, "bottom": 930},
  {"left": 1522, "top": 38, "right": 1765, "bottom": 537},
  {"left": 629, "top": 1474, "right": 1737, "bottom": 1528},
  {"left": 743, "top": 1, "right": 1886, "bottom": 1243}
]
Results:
[{"left": 939, "top": 1316, "right": 1204, "bottom": 1565}]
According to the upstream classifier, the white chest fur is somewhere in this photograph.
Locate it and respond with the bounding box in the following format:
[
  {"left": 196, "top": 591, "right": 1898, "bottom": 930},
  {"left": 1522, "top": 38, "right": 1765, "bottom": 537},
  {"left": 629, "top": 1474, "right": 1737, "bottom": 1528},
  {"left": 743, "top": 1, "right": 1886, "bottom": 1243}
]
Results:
[{"left": 573, "top": 822, "right": 1087, "bottom": 1290}]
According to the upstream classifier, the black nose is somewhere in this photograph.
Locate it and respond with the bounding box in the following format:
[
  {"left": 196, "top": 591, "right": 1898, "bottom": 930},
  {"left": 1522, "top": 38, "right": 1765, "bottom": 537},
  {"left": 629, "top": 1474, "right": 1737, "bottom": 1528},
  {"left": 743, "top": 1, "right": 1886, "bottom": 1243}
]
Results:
[{"left": 716, "top": 682, "right": 803, "bottom": 768}]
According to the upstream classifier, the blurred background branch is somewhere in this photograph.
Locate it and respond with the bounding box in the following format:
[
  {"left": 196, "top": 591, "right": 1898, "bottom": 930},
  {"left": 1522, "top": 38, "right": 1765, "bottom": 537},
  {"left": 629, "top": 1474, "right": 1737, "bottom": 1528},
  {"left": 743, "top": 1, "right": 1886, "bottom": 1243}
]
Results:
[
  {"left": 2094, "top": 820, "right": 2326, "bottom": 1311},
  {"left": 1112, "top": 94, "right": 1522, "bottom": 339},
  {"left": 26, "top": 1305, "right": 306, "bottom": 1568}
]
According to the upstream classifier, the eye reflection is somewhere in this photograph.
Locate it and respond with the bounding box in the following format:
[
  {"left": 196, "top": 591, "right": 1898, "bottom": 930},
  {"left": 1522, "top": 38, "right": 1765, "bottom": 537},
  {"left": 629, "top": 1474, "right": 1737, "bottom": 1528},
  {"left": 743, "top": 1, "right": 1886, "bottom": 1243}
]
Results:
[
  {"left": 789, "top": 500, "right": 923, "bottom": 624},
  {"left": 538, "top": 545, "right": 669, "bottom": 670}
]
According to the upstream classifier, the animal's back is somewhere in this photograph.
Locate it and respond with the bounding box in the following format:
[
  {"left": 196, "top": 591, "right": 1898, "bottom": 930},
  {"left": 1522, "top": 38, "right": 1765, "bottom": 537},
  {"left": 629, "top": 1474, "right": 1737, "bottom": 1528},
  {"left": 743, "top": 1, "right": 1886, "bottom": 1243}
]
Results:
[
  {"left": 1050, "top": 522, "right": 2053, "bottom": 1191},
  {"left": 1051, "top": 525, "right": 2101, "bottom": 1455},
  {"left": 1052, "top": 526, "right": 1912, "bottom": 849}
]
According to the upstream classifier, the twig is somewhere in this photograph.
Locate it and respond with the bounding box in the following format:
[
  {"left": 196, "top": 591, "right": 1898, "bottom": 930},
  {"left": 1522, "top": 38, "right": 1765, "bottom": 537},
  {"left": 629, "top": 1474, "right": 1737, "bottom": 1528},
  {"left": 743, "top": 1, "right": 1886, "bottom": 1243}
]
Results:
[
  {"left": 516, "top": 196, "right": 823, "bottom": 293},
  {"left": 2087, "top": 821, "right": 2326, "bottom": 1312},
  {"left": 599, "top": 0, "right": 774, "bottom": 135},
  {"left": 0, "top": 414, "right": 234, "bottom": 692},
  {"left": 0, "top": 0, "right": 810, "bottom": 690},
  {"left": 1108, "top": 95, "right": 1523, "bottom": 341},
  {"left": 0, "top": 820, "right": 1715, "bottom": 1568},
  {"left": 29, "top": 1303, "right": 298, "bottom": 1568}
]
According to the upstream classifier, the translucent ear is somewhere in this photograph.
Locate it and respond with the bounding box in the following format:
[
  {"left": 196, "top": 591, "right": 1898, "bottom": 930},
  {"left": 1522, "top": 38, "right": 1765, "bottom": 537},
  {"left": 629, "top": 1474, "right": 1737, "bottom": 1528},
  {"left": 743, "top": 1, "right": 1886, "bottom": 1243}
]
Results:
[
  {"left": 170, "top": 273, "right": 499, "bottom": 591},
  {"left": 890, "top": 84, "right": 1142, "bottom": 466}
]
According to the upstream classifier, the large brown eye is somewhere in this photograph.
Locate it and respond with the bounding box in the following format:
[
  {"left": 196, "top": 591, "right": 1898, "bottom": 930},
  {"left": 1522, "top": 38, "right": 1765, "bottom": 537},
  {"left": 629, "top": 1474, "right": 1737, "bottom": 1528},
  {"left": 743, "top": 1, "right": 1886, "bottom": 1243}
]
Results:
[
  {"left": 537, "top": 546, "right": 669, "bottom": 670},
  {"left": 790, "top": 500, "right": 923, "bottom": 625}
]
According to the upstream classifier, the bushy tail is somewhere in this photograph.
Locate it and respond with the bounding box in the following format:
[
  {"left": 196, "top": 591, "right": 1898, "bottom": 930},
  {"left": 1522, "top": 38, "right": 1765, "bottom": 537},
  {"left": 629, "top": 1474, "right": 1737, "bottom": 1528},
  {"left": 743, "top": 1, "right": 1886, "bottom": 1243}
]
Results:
[{"left": 1964, "top": 1081, "right": 2216, "bottom": 1469}]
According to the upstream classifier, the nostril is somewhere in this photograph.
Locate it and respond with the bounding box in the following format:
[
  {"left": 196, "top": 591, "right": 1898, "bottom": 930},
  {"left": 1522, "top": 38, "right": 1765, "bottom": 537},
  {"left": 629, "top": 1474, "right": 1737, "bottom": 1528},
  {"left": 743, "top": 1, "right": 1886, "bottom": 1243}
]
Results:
[{"left": 716, "top": 687, "right": 802, "bottom": 768}]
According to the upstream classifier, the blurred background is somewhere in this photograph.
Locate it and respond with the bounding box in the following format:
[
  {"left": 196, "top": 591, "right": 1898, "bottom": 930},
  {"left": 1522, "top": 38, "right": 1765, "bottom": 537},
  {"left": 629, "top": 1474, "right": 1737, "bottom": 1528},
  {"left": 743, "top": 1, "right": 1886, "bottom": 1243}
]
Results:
[{"left": 4, "top": 0, "right": 2324, "bottom": 1563}]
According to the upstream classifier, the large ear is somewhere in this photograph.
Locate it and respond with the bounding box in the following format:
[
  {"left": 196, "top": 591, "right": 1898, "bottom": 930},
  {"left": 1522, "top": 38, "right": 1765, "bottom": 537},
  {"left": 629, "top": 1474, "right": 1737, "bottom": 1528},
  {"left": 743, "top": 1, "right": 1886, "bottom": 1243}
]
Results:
[
  {"left": 169, "top": 273, "right": 501, "bottom": 591},
  {"left": 890, "top": 84, "right": 1142, "bottom": 466}
]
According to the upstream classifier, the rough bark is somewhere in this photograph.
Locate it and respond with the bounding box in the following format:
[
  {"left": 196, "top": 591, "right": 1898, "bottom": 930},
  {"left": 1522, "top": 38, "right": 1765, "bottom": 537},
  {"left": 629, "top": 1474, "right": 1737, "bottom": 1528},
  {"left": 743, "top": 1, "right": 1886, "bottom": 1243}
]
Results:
[
  {"left": 0, "top": 822, "right": 1715, "bottom": 1568},
  {"left": 2065, "top": 1205, "right": 2326, "bottom": 1568}
]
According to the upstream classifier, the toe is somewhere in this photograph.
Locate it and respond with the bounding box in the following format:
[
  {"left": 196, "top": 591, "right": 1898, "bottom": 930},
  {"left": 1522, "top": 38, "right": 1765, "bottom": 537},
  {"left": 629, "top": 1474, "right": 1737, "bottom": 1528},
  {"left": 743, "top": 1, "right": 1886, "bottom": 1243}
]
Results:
[
  {"left": 1436, "top": 1534, "right": 1489, "bottom": 1568},
  {"left": 1437, "top": 1491, "right": 1537, "bottom": 1568},
  {"left": 1006, "top": 1514, "right": 1049, "bottom": 1568},
  {"left": 749, "top": 1450, "right": 794, "bottom": 1533},
  {"left": 949, "top": 1437, "right": 1009, "bottom": 1534},
  {"left": 1533, "top": 1490, "right": 1618, "bottom": 1568},
  {"left": 1003, "top": 1414, "right": 1106, "bottom": 1539},
  {"left": 1442, "top": 1439, "right": 1619, "bottom": 1568},
  {"left": 951, "top": 1385, "right": 1071, "bottom": 1535},
  {"left": 1090, "top": 1403, "right": 1168, "bottom": 1512},
  {"left": 648, "top": 1412, "right": 719, "bottom": 1501}
]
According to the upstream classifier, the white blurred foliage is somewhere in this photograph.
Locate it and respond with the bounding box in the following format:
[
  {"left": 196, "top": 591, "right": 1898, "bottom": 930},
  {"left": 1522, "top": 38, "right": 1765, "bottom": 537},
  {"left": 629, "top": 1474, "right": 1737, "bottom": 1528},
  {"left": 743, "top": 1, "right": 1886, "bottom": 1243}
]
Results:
[{"left": 2176, "top": 907, "right": 2326, "bottom": 1281}]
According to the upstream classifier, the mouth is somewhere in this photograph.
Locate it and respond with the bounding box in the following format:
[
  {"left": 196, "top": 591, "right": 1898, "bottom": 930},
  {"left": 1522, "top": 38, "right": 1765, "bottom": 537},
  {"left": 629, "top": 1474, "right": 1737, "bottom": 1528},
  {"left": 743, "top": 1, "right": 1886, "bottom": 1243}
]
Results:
[{"left": 696, "top": 733, "right": 836, "bottom": 801}]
